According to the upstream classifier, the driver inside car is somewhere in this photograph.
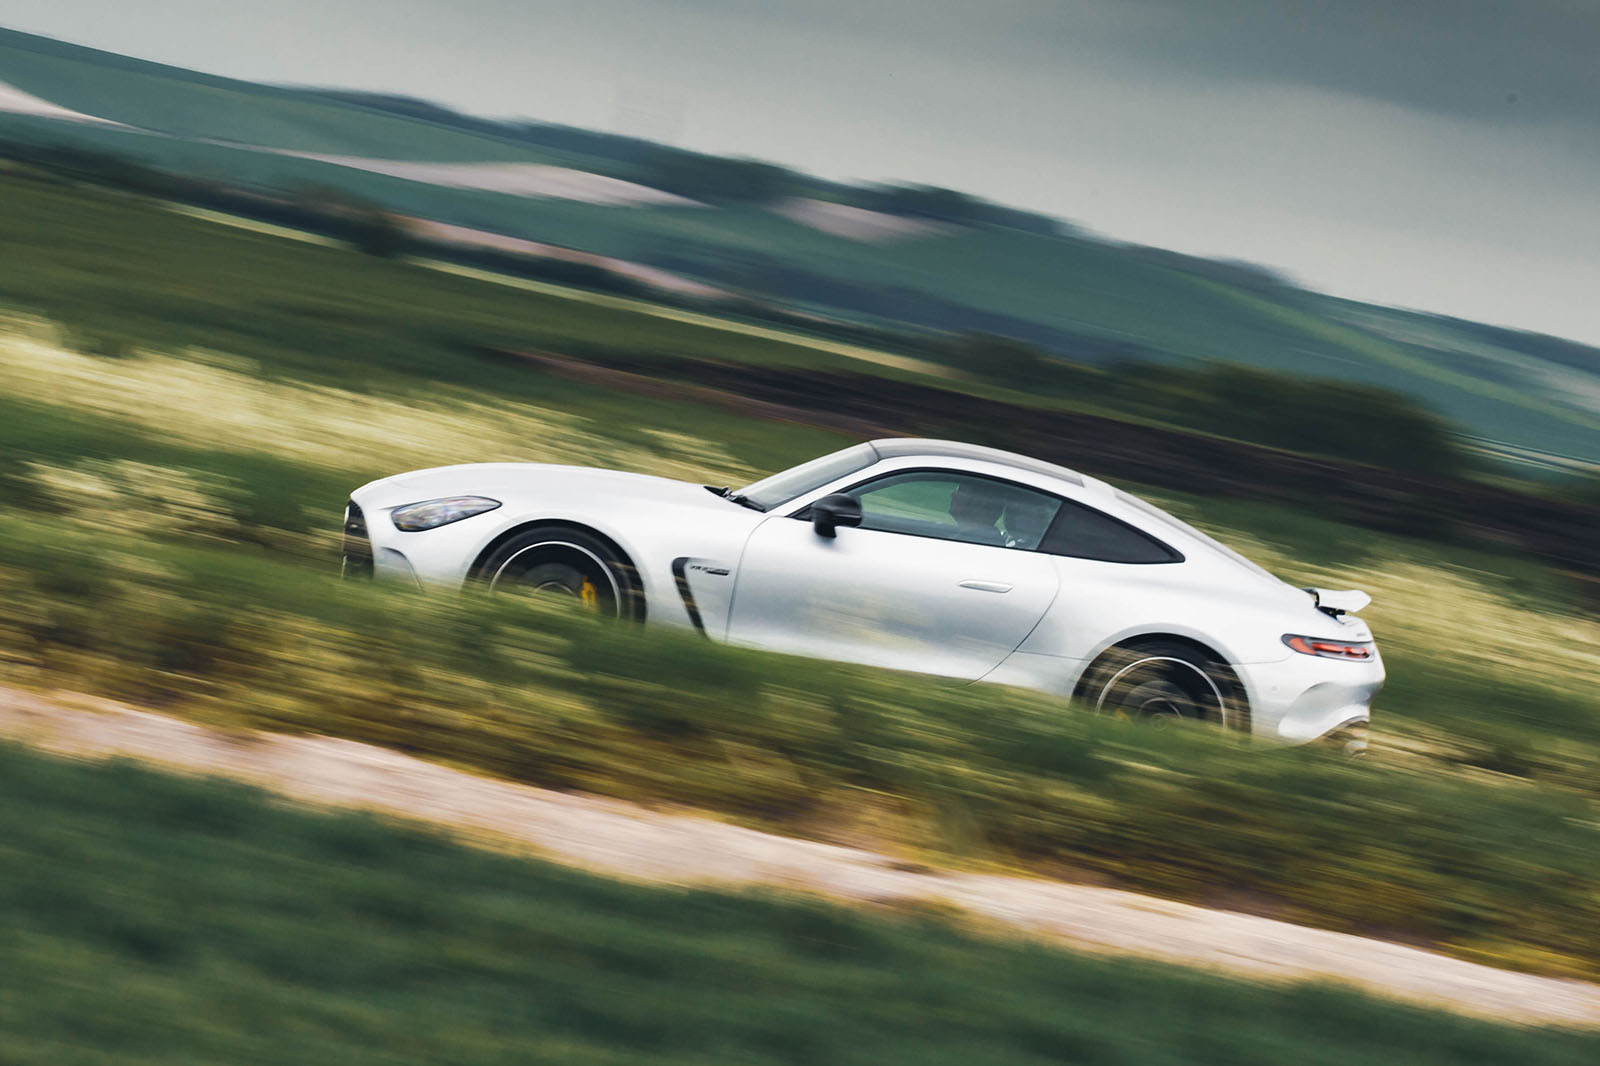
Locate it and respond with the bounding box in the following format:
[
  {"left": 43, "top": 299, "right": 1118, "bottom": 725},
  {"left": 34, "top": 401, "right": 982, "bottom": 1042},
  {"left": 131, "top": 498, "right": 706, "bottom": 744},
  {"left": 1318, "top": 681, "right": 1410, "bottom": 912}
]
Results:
[
  {"left": 948, "top": 482, "right": 1007, "bottom": 545},
  {"left": 1000, "top": 498, "right": 1054, "bottom": 550}
]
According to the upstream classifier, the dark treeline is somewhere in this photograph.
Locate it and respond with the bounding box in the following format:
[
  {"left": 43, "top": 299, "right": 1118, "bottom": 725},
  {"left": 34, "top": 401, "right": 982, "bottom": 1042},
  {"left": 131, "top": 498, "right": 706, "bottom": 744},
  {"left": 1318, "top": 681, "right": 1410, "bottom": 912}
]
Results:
[
  {"left": 1440, "top": 317, "right": 1600, "bottom": 377},
  {"left": 631, "top": 152, "right": 797, "bottom": 204},
  {"left": 840, "top": 184, "right": 1071, "bottom": 235},
  {"left": 938, "top": 335, "right": 1466, "bottom": 478}
]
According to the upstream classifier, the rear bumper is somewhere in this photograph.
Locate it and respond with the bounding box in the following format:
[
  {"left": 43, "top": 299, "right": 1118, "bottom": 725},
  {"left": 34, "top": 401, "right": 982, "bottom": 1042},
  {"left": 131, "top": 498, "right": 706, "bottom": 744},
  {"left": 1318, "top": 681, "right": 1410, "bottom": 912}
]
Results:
[{"left": 1241, "top": 650, "right": 1386, "bottom": 743}]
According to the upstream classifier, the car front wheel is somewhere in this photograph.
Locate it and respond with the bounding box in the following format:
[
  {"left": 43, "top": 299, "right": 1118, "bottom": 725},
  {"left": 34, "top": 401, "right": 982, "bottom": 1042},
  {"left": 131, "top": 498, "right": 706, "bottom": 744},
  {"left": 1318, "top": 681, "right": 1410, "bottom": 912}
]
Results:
[{"left": 478, "top": 526, "right": 638, "bottom": 620}]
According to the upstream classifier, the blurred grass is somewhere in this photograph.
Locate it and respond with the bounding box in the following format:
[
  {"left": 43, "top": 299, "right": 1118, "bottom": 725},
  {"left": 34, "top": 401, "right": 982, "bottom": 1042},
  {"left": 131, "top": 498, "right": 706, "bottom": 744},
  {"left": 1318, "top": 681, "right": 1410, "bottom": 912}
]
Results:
[
  {"left": 3, "top": 170, "right": 1600, "bottom": 983},
  {"left": 0, "top": 174, "right": 886, "bottom": 391},
  {"left": 3, "top": 518, "right": 1600, "bottom": 980},
  {"left": 5, "top": 742, "right": 1600, "bottom": 1066}
]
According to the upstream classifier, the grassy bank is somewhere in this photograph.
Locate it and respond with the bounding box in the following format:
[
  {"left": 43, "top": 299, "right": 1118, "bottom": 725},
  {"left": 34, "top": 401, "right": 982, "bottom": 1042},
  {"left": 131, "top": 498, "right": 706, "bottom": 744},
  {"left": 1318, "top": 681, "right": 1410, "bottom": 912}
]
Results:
[{"left": 5, "top": 742, "right": 1599, "bottom": 1065}]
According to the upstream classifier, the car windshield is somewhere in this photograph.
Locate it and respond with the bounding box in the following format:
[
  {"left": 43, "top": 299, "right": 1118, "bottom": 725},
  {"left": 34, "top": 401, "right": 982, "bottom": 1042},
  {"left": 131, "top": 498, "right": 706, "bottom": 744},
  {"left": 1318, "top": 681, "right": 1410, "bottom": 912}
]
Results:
[{"left": 734, "top": 443, "right": 877, "bottom": 511}]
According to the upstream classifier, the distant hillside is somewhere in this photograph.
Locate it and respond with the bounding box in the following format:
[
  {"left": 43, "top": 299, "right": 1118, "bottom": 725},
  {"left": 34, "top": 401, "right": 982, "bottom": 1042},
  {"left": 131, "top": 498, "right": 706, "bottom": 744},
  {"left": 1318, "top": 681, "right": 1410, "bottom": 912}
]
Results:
[
  {"left": 3, "top": 23, "right": 1599, "bottom": 469},
  {"left": 291, "top": 87, "right": 1075, "bottom": 233}
]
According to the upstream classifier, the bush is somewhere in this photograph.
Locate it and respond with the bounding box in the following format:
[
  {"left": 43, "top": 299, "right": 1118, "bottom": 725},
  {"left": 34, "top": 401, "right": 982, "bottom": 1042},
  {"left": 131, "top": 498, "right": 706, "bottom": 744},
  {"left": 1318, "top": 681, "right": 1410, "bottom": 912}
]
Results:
[{"left": 635, "top": 150, "right": 796, "bottom": 204}]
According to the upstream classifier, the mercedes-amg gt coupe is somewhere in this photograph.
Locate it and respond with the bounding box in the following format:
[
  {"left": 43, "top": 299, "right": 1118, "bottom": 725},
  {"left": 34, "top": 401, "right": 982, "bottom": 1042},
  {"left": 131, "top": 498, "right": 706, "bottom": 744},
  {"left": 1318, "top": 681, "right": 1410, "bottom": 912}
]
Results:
[{"left": 344, "top": 438, "right": 1383, "bottom": 746}]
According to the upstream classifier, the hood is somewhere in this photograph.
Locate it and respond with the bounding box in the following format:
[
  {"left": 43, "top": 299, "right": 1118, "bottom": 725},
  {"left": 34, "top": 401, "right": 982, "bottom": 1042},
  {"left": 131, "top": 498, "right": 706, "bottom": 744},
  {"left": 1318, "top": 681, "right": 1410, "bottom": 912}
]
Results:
[{"left": 351, "top": 462, "right": 728, "bottom": 513}]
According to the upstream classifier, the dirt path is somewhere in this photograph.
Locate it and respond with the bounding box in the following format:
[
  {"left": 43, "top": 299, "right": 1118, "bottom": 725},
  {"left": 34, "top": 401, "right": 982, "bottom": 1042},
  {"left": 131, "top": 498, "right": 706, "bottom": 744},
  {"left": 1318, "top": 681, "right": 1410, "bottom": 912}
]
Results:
[{"left": 5, "top": 686, "right": 1599, "bottom": 1029}]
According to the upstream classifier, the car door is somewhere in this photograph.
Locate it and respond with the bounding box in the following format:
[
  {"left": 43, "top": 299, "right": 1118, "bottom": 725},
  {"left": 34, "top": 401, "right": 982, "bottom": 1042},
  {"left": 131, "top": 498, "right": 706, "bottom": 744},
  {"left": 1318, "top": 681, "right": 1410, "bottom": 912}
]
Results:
[{"left": 724, "top": 470, "right": 1062, "bottom": 680}]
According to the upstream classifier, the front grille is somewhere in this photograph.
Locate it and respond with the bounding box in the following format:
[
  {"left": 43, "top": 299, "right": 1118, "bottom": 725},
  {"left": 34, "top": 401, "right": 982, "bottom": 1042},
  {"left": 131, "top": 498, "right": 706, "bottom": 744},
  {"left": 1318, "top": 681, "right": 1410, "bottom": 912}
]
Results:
[{"left": 341, "top": 500, "right": 374, "bottom": 579}]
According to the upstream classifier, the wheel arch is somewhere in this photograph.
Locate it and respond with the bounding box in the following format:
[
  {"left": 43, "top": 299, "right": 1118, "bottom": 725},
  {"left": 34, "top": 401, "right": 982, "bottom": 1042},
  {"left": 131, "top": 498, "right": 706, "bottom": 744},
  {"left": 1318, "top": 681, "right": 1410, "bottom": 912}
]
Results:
[
  {"left": 1072, "top": 632, "right": 1252, "bottom": 732},
  {"left": 468, "top": 519, "right": 647, "bottom": 621}
]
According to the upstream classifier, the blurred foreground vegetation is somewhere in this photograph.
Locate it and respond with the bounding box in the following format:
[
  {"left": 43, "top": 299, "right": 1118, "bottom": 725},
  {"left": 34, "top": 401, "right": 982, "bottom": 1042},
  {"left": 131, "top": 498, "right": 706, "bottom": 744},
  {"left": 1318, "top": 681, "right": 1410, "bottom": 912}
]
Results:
[
  {"left": 4, "top": 516, "right": 1599, "bottom": 980},
  {"left": 2, "top": 173, "right": 1600, "bottom": 984},
  {"left": 6, "top": 743, "right": 1600, "bottom": 1065}
]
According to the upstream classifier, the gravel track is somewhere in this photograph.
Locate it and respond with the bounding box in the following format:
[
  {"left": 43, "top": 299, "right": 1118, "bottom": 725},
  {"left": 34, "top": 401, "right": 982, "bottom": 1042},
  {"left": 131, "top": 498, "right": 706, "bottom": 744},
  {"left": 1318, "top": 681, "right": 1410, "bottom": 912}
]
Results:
[{"left": 4, "top": 686, "right": 1598, "bottom": 1029}]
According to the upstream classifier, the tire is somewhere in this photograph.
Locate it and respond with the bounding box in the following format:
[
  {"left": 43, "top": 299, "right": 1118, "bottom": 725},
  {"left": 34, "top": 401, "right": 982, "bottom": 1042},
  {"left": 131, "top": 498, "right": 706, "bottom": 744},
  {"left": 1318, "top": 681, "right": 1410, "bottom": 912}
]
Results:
[
  {"left": 476, "top": 525, "right": 641, "bottom": 620},
  {"left": 1079, "top": 639, "right": 1246, "bottom": 732}
]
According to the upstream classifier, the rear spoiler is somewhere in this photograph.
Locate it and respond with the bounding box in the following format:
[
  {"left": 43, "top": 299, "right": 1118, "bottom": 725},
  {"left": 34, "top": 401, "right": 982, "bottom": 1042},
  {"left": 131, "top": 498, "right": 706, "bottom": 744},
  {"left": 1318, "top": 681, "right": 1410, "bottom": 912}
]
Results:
[{"left": 1304, "top": 587, "right": 1371, "bottom": 618}]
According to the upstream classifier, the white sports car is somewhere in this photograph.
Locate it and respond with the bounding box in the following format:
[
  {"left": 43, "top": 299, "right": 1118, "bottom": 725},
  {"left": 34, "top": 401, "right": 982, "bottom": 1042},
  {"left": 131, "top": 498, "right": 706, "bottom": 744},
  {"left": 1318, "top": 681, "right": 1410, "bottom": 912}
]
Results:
[{"left": 345, "top": 438, "right": 1383, "bottom": 746}]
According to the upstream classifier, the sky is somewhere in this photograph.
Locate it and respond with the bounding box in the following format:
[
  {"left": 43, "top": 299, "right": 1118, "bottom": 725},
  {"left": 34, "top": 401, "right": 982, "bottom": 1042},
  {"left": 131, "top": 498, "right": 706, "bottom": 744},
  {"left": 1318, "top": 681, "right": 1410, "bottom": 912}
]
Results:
[{"left": 2, "top": 0, "right": 1597, "bottom": 345}]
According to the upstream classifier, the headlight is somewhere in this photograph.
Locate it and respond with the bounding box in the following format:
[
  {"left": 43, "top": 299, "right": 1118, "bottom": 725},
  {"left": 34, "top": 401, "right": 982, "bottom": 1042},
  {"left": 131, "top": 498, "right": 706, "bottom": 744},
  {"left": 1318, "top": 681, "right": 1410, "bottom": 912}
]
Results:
[
  {"left": 390, "top": 496, "right": 501, "bottom": 532},
  {"left": 1282, "top": 634, "right": 1375, "bottom": 661}
]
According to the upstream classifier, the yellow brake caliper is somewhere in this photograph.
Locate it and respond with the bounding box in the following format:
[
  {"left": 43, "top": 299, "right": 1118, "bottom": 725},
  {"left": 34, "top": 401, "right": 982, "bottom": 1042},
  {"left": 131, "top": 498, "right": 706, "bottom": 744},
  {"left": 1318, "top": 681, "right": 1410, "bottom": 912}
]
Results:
[{"left": 579, "top": 578, "right": 599, "bottom": 609}]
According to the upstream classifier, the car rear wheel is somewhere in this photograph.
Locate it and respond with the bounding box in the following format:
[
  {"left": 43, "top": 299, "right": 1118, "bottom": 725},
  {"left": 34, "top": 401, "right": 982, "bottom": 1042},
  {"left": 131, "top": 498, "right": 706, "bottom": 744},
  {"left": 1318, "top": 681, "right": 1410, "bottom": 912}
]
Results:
[
  {"left": 1081, "top": 640, "right": 1245, "bottom": 731},
  {"left": 478, "top": 526, "right": 638, "bottom": 620}
]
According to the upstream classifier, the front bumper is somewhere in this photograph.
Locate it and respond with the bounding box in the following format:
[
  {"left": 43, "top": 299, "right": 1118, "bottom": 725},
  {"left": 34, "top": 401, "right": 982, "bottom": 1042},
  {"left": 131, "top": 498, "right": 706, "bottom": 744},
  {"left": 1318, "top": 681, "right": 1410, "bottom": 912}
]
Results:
[
  {"left": 341, "top": 500, "right": 374, "bottom": 579},
  {"left": 343, "top": 498, "right": 428, "bottom": 588}
]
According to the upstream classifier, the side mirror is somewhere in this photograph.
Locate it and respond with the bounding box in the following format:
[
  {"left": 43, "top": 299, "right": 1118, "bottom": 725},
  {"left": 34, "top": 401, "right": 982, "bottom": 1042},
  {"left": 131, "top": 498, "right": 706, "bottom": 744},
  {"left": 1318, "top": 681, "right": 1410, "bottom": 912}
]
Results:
[{"left": 811, "top": 493, "right": 862, "bottom": 538}]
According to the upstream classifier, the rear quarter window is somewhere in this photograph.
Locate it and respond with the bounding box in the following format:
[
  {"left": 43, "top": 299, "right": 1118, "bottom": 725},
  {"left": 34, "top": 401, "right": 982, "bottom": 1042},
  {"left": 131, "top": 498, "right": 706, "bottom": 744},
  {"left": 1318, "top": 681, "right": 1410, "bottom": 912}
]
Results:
[{"left": 1039, "top": 499, "right": 1183, "bottom": 564}]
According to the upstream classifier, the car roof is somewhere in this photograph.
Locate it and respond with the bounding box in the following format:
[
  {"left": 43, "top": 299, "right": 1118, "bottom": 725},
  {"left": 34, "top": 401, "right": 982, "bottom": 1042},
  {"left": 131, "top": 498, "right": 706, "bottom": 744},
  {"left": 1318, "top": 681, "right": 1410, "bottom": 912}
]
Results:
[{"left": 867, "top": 438, "right": 1084, "bottom": 487}]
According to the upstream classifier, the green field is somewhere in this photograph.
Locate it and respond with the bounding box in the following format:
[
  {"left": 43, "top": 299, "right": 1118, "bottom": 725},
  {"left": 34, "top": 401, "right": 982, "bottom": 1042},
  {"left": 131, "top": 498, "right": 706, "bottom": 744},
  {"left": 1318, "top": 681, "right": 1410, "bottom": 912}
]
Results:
[
  {"left": 4, "top": 24, "right": 1600, "bottom": 465},
  {"left": 6, "top": 742, "right": 1599, "bottom": 1065},
  {"left": 3, "top": 173, "right": 1600, "bottom": 985}
]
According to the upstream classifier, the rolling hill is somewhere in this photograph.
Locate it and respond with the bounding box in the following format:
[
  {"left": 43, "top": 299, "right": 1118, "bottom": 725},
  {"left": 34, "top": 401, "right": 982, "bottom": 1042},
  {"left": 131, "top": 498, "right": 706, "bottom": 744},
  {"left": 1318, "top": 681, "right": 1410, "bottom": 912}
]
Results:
[{"left": 2, "top": 24, "right": 1598, "bottom": 469}]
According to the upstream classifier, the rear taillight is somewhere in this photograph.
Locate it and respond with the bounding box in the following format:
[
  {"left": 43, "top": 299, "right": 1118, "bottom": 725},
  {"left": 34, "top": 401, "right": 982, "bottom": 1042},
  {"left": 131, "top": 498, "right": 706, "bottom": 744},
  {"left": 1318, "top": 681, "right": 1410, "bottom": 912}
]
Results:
[{"left": 1283, "top": 634, "right": 1374, "bottom": 661}]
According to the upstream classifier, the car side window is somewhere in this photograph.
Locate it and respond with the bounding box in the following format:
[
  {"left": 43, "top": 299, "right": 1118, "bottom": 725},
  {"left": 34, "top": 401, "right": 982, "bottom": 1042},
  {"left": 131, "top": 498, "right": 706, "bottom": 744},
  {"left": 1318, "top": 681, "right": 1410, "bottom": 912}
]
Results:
[
  {"left": 842, "top": 471, "right": 1063, "bottom": 550},
  {"left": 1037, "top": 499, "right": 1182, "bottom": 563}
]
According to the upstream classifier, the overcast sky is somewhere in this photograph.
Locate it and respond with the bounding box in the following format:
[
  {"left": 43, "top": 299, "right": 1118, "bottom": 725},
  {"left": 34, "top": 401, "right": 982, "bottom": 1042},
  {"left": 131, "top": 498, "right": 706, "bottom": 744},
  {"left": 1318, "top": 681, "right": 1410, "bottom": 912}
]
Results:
[{"left": 3, "top": 1, "right": 1597, "bottom": 345}]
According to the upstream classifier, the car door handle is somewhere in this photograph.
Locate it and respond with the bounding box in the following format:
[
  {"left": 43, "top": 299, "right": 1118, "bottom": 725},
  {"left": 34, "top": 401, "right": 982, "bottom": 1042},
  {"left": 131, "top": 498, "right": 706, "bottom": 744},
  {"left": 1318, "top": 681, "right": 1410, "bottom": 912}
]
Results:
[{"left": 958, "top": 580, "right": 1013, "bottom": 594}]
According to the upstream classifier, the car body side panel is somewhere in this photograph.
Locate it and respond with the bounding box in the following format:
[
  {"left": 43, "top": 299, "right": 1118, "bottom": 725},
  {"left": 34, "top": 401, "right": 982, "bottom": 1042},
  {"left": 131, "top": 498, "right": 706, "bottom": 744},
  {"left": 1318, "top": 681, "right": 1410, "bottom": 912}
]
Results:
[
  {"left": 727, "top": 513, "right": 1060, "bottom": 679},
  {"left": 1019, "top": 555, "right": 1305, "bottom": 667}
]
